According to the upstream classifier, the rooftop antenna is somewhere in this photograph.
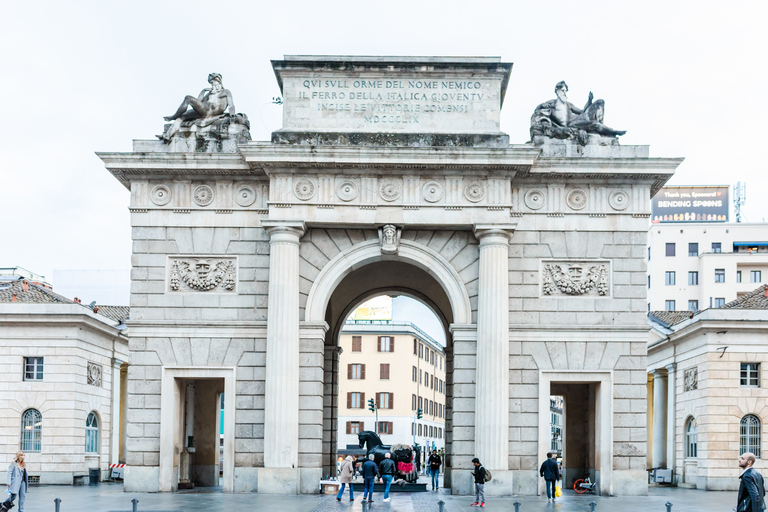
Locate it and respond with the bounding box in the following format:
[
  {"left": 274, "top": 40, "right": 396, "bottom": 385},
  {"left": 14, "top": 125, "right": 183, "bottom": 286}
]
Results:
[{"left": 734, "top": 182, "right": 747, "bottom": 222}]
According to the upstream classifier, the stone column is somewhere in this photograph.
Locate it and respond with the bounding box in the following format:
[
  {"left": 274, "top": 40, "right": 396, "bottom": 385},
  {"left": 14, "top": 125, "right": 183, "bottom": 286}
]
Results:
[
  {"left": 651, "top": 369, "right": 668, "bottom": 468},
  {"left": 665, "top": 363, "right": 676, "bottom": 475},
  {"left": 262, "top": 221, "right": 306, "bottom": 469},
  {"left": 111, "top": 358, "right": 125, "bottom": 466},
  {"left": 473, "top": 224, "right": 514, "bottom": 470}
]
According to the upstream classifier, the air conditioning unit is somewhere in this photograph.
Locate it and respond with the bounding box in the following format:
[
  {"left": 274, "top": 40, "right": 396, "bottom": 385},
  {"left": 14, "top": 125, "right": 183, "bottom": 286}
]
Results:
[{"left": 654, "top": 468, "right": 673, "bottom": 483}]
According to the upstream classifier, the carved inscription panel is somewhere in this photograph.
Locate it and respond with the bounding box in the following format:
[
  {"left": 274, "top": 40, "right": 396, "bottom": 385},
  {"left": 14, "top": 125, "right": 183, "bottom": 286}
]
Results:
[{"left": 280, "top": 76, "right": 502, "bottom": 133}]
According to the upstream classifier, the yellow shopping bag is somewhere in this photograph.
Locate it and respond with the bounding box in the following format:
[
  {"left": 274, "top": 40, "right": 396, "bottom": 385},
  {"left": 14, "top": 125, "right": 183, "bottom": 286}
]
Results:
[{"left": 555, "top": 483, "right": 563, "bottom": 497}]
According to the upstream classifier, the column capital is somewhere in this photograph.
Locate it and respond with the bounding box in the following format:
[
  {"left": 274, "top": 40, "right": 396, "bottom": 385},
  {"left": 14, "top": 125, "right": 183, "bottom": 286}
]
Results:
[
  {"left": 112, "top": 357, "right": 125, "bottom": 368},
  {"left": 262, "top": 220, "right": 306, "bottom": 243},
  {"left": 651, "top": 368, "right": 668, "bottom": 379},
  {"left": 665, "top": 363, "right": 677, "bottom": 373},
  {"left": 473, "top": 223, "right": 517, "bottom": 245}
]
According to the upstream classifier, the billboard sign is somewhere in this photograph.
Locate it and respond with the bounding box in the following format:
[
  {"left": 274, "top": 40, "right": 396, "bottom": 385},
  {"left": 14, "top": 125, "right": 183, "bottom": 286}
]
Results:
[
  {"left": 651, "top": 186, "right": 729, "bottom": 223},
  {"left": 353, "top": 295, "right": 392, "bottom": 321}
]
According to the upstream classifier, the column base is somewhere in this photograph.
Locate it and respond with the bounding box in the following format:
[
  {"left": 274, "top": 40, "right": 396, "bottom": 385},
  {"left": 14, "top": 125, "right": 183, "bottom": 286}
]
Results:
[
  {"left": 450, "top": 470, "right": 516, "bottom": 496},
  {"left": 124, "top": 466, "right": 160, "bottom": 492},
  {"left": 611, "top": 470, "right": 648, "bottom": 495},
  {"left": 257, "top": 468, "right": 300, "bottom": 494}
]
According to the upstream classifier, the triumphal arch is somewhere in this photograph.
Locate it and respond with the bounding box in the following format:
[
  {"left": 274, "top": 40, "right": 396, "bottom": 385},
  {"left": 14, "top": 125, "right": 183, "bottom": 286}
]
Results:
[{"left": 99, "top": 56, "right": 682, "bottom": 496}]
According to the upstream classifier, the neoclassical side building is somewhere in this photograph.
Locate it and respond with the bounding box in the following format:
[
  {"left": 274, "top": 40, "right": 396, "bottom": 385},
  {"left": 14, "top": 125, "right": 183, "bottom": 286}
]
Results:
[{"left": 98, "top": 55, "right": 682, "bottom": 495}]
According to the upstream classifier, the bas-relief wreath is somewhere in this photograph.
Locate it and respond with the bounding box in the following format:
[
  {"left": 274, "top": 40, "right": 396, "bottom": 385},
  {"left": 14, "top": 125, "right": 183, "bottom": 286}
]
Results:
[
  {"left": 169, "top": 257, "right": 237, "bottom": 292},
  {"left": 542, "top": 261, "right": 610, "bottom": 296}
]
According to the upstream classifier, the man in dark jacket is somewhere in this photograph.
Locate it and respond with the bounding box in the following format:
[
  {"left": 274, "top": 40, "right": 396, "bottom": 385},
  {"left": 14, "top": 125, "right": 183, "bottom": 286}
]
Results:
[
  {"left": 471, "top": 457, "right": 486, "bottom": 507},
  {"left": 428, "top": 450, "right": 442, "bottom": 490},
  {"left": 361, "top": 454, "right": 379, "bottom": 503},
  {"left": 540, "top": 452, "right": 560, "bottom": 502},
  {"left": 378, "top": 452, "right": 396, "bottom": 503},
  {"left": 738, "top": 452, "right": 766, "bottom": 512}
]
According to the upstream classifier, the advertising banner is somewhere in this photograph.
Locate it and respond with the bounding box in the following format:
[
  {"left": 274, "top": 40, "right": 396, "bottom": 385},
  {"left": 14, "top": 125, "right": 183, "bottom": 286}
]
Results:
[
  {"left": 353, "top": 295, "right": 393, "bottom": 320},
  {"left": 651, "top": 186, "right": 729, "bottom": 223}
]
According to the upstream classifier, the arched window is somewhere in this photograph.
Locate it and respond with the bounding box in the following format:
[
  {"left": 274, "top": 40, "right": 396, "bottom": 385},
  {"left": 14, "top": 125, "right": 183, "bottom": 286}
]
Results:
[
  {"left": 685, "top": 417, "right": 698, "bottom": 458},
  {"left": 85, "top": 412, "right": 99, "bottom": 453},
  {"left": 21, "top": 409, "right": 42, "bottom": 452},
  {"left": 741, "top": 415, "right": 761, "bottom": 458}
]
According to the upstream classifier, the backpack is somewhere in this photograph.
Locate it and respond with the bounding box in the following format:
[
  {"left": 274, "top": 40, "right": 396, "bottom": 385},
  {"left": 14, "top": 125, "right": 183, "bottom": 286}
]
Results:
[{"left": 484, "top": 468, "right": 492, "bottom": 482}]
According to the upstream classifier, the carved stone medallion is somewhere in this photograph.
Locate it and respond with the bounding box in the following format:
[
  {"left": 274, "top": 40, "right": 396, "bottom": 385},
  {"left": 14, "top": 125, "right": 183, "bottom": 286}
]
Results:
[
  {"left": 87, "top": 362, "right": 102, "bottom": 387},
  {"left": 566, "top": 189, "right": 588, "bottom": 210},
  {"left": 170, "top": 257, "right": 237, "bottom": 292},
  {"left": 422, "top": 180, "right": 444, "bottom": 203},
  {"left": 463, "top": 181, "right": 486, "bottom": 203},
  {"left": 609, "top": 190, "right": 630, "bottom": 211},
  {"left": 684, "top": 367, "right": 698, "bottom": 391},
  {"left": 193, "top": 185, "right": 215, "bottom": 206},
  {"left": 524, "top": 188, "right": 546, "bottom": 210},
  {"left": 337, "top": 180, "right": 359, "bottom": 202},
  {"left": 294, "top": 179, "right": 316, "bottom": 200},
  {"left": 379, "top": 224, "right": 401, "bottom": 254},
  {"left": 151, "top": 185, "right": 172, "bottom": 206},
  {"left": 235, "top": 186, "right": 256, "bottom": 207},
  {"left": 379, "top": 179, "right": 402, "bottom": 202},
  {"left": 542, "top": 261, "right": 609, "bottom": 296}
]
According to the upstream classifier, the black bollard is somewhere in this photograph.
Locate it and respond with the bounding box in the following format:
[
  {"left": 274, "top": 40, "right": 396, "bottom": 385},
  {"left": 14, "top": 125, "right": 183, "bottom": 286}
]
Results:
[
  {"left": 132, "top": 498, "right": 139, "bottom": 512},
  {"left": 437, "top": 500, "right": 445, "bottom": 512},
  {"left": 665, "top": 502, "right": 673, "bottom": 512},
  {"left": 513, "top": 500, "right": 521, "bottom": 512},
  {"left": 54, "top": 497, "right": 61, "bottom": 512},
  {"left": 590, "top": 500, "right": 596, "bottom": 512}
]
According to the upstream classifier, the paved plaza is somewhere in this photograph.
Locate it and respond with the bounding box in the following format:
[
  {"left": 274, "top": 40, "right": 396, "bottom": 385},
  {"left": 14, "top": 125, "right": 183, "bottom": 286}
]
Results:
[{"left": 22, "top": 482, "right": 735, "bottom": 512}]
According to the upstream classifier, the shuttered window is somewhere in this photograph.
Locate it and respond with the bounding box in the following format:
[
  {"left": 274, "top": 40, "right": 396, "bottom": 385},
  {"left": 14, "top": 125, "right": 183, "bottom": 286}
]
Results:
[
  {"left": 378, "top": 336, "right": 394, "bottom": 352},
  {"left": 378, "top": 422, "right": 393, "bottom": 435},
  {"left": 376, "top": 392, "right": 393, "bottom": 409},
  {"left": 352, "top": 336, "right": 362, "bottom": 352},
  {"left": 347, "top": 421, "right": 363, "bottom": 434},
  {"left": 348, "top": 364, "right": 365, "bottom": 380},
  {"left": 347, "top": 392, "right": 364, "bottom": 409},
  {"left": 412, "top": 394, "right": 417, "bottom": 410},
  {"left": 414, "top": 338, "right": 417, "bottom": 355},
  {"left": 412, "top": 366, "right": 417, "bottom": 382},
  {"left": 380, "top": 363, "right": 390, "bottom": 380}
]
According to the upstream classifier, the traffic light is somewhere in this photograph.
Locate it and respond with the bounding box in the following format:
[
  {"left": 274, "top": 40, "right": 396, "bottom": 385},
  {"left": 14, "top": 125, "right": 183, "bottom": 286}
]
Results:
[
  {"left": 417, "top": 408, "right": 423, "bottom": 419},
  {"left": 368, "top": 398, "right": 376, "bottom": 412}
]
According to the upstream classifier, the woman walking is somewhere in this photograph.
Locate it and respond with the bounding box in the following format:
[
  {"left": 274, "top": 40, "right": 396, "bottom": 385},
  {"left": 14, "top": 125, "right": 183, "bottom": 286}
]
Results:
[
  {"left": 336, "top": 455, "right": 355, "bottom": 502},
  {"left": 3, "top": 451, "right": 28, "bottom": 512}
]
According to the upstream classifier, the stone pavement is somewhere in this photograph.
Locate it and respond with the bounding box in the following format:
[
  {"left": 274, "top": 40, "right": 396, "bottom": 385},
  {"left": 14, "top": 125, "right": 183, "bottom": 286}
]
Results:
[{"left": 22, "top": 483, "right": 735, "bottom": 512}]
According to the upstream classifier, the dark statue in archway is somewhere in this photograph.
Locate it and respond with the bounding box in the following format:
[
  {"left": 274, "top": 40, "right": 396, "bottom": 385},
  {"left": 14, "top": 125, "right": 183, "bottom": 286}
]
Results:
[{"left": 358, "top": 431, "right": 418, "bottom": 482}]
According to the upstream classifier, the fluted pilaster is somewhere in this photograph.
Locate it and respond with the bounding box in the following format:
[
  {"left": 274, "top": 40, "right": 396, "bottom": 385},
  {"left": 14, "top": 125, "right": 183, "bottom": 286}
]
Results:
[
  {"left": 473, "top": 224, "right": 515, "bottom": 470},
  {"left": 665, "top": 363, "right": 676, "bottom": 472},
  {"left": 263, "top": 221, "right": 306, "bottom": 468},
  {"left": 651, "top": 369, "right": 668, "bottom": 468}
]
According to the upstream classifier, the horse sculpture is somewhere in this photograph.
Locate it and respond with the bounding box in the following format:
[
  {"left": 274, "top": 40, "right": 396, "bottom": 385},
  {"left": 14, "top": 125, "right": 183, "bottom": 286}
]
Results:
[{"left": 357, "top": 430, "right": 418, "bottom": 482}]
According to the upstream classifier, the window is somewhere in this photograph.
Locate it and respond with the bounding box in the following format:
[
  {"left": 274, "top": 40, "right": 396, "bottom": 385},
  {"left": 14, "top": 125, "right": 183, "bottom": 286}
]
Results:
[
  {"left": 666, "top": 243, "right": 676, "bottom": 257},
  {"left": 418, "top": 424, "right": 422, "bottom": 436},
  {"left": 21, "top": 409, "right": 42, "bottom": 452},
  {"left": 712, "top": 242, "right": 722, "bottom": 253},
  {"left": 85, "top": 412, "right": 99, "bottom": 453},
  {"left": 714, "top": 298, "right": 725, "bottom": 308},
  {"left": 737, "top": 271, "right": 742, "bottom": 283},
  {"left": 688, "top": 243, "right": 698, "bottom": 257},
  {"left": 685, "top": 417, "right": 698, "bottom": 458},
  {"left": 414, "top": 338, "right": 417, "bottom": 355},
  {"left": 665, "top": 300, "right": 676, "bottom": 311},
  {"left": 377, "top": 392, "right": 393, "bottom": 409},
  {"left": 741, "top": 363, "right": 760, "bottom": 387},
  {"left": 648, "top": 276, "right": 651, "bottom": 289},
  {"left": 346, "top": 421, "right": 363, "bottom": 434},
  {"left": 412, "top": 366, "right": 417, "bottom": 382},
  {"left": 439, "top": 357, "right": 442, "bottom": 370},
  {"left": 648, "top": 247, "right": 651, "bottom": 261},
  {"left": 665, "top": 271, "right": 676, "bottom": 285},
  {"left": 347, "top": 392, "right": 364, "bottom": 409},
  {"left": 348, "top": 364, "right": 365, "bottom": 380},
  {"left": 378, "top": 336, "right": 394, "bottom": 352},
  {"left": 378, "top": 422, "right": 393, "bottom": 435},
  {"left": 715, "top": 269, "right": 725, "bottom": 283},
  {"left": 351, "top": 336, "right": 362, "bottom": 352},
  {"left": 752, "top": 270, "right": 762, "bottom": 283},
  {"left": 430, "top": 400, "right": 434, "bottom": 415},
  {"left": 419, "top": 370, "right": 423, "bottom": 384},
  {"left": 380, "top": 363, "right": 390, "bottom": 380},
  {"left": 24, "top": 357, "right": 43, "bottom": 381},
  {"left": 741, "top": 415, "right": 761, "bottom": 457},
  {"left": 688, "top": 271, "right": 699, "bottom": 286},
  {"left": 419, "top": 344, "right": 423, "bottom": 358},
  {"left": 425, "top": 372, "right": 429, "bottom": 386},
  {"left": 431, "top": 375, "right": 434, "bottom": 389},
  {"left": 430, "top": 351, "right": 434, "bottom": 365},
  {"left": 688, "top": 300, "right": 698, "bottom": 312},
  {"left": 429, "top": 426, "right": 434, "bottom": 437},
  {"left": 418, "top": 397, "right": 423, "bottom": 410},
  {"left": 412, "top": 423, "right": 416, "bottom": 435},
  {"left": 412, "top": 394, "right": 417, "bottom": 411},
  {"left": 439, "top": 428, "right": 442, "bottom": 439}
]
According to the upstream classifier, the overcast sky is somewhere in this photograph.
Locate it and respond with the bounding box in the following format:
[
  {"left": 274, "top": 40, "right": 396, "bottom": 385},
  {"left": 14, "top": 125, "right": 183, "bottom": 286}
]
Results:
[{"left": 3, "top": 1, "right": 767, "bottom": 331}]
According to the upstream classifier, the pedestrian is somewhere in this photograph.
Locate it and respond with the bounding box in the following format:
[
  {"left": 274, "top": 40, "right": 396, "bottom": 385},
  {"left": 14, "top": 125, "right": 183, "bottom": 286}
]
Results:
[
  {"left": 336, "top": 455, "right": 355, "bottom": 502},
  {"left": 361, "top": 454, "right": 378, "bottom": 503},
  {"left": 428, "top": 449, "right": 441, "bottom": 490},
  {"left": 378, "top": 452, "right": 396, "bottom": 503},
  {"left": 540, "top": 451, "right": 559, "bottom": 502},
  {"left": 737, "top": 452, "right": 766, "bottom": 512},
  {"left": 471, "top": 457, "right": 485, "bottom": 507},
  {"left": 3, "top": 451, "right": 28, "bottom": 512}
]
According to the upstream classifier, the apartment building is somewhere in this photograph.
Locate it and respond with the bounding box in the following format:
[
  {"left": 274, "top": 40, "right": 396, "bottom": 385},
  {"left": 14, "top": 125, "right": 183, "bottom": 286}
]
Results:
[
  {"left": 337, "top": 320, "right": 446, "bottom": 458},
  {"left": 648, "top": 223, "right": 768, "bottom": 312}
]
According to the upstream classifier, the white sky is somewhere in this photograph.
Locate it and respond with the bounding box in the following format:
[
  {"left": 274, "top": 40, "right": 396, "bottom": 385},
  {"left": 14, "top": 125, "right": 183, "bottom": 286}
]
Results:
[{"left": 3, "top": 1, "right": 767, "bottom": 321}]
